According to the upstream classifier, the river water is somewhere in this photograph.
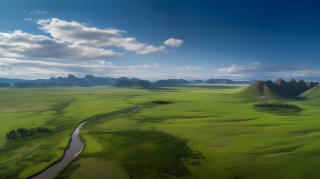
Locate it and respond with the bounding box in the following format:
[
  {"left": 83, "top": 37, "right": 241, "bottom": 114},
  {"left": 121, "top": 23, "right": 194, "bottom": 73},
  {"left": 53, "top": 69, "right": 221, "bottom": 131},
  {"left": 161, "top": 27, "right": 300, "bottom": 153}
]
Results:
[{"left": 31, "top": 104, "right": 140, "bottom": 179}]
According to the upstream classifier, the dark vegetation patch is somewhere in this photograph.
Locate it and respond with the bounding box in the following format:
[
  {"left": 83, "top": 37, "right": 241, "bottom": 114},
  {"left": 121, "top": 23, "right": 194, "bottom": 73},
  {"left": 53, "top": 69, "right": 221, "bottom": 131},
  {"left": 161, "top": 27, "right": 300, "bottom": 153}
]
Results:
[
  {"left": 52, "top": 101, "right": 73, "bottom": 115},
  {"left": 0, "top": 134, "right": 61, "bottom": 178},
  {"left": 151, "top": 100, "right": 174, "bottom": 104},
  {"left": 254, "top": 103, "right": 302, "bottom": 116},
  {"left": 76, "top": 129, "right": 205, "bottom": 178},
  {"left": 224, "top": 118, "right": 259, "bottom": 122},
  {"left": 254, "top": 103, "right": 301, "bottom": 109},
  {"left": 6, "top": 127, "right": 51, "bottom": 139},
  {"left": 0, "top": 82, "right": 10, "bottom": 87}
]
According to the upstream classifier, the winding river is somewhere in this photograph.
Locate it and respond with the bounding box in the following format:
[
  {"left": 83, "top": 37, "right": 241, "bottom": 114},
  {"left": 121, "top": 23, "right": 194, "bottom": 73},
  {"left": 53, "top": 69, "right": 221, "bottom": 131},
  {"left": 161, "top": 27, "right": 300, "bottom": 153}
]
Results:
[{"left": 31, "top": 102, "right": 140, "bottom": 179}]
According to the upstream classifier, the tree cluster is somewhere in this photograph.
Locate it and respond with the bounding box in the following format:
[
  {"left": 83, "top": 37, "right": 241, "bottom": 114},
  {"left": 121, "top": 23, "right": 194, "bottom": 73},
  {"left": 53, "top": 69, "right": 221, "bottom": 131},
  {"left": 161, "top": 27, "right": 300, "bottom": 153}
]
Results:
[
  {"left": 0, "top": 82, "right": 10, "bottom": 87},
  {"left": 254, "top": 103, "right": 301, "bottom": 109},
  {"left": 6, "top": 127, "right": 51, "bottom": 139},
  {"left": 151, "top": 100, "right": 173, "bottom": 104}
]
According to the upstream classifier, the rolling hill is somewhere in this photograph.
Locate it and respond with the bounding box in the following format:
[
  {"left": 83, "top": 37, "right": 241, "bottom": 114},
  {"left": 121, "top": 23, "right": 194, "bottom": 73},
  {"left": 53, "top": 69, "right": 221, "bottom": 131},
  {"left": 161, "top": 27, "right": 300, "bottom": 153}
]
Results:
[
  {"left": 301, "top": 83, "right": 320, "bottom": 100},
  {"left": 237, "top": 80, "right": 285, "bottom": 98},
  {"left": 238, "top": 79, "right": 318, "bottom": 99}
]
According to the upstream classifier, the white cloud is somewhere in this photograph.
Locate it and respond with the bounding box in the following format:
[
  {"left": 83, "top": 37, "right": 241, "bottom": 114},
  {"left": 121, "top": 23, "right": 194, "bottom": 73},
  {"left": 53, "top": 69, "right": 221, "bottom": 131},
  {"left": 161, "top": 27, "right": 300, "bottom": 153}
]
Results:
[
  {"left": 186, "top": 66, "right": 202, "bottom": 70},
  {"left": 0, "top": 30, "right": 122, "bottom": 61},
  {"left": 177, "top": 66, "right": 202, "bottom": 70},
  {"left": 30, "top": 9, "right": 48, "bottom": 14},
  {"left": 99, "top": 60, "right": 106, "bottom": 65},
  {"left": 0, "top": 18, "right": 168, "bottom": 61},
  {"left": 164, "top": 38, "right": 184, "bottom": 47},
  {"left": 24, "top": 18, "right": 32, "bottom": 21},
  {"left": 37, "top": 18, "right": 166, "bottom": 54},
  {"left": 135, "top": 45, "right": 166, "bottom": 54}
]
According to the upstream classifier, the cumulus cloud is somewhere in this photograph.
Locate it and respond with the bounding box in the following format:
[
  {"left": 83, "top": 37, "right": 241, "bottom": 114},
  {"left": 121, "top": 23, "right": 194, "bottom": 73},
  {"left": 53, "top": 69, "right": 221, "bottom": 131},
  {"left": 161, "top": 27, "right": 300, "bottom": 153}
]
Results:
[
  {"left": 164, "top": 38, "right": 184, "bottom": 47},
  {"left": 37, "top": 18, "right": 166, "bottom": 54},
  {"left": 0, "top": 30, "right": 122, "bottom": 61},
  {"left": 135, "top": 45, "right": 166, "bottom": 54},
  {"left": 24, "top": 18, "right": 32, "bottom": 21},
  {"left": 0, "top": 18, "right": 168, "bottom": 61}
]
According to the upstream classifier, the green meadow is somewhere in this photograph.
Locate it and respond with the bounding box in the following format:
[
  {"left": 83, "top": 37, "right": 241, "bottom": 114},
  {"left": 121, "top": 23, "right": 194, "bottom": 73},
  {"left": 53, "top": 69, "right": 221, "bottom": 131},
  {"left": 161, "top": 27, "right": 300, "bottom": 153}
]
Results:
[{"left": 1, "top": 84, "right": 320, "bottom": 179}]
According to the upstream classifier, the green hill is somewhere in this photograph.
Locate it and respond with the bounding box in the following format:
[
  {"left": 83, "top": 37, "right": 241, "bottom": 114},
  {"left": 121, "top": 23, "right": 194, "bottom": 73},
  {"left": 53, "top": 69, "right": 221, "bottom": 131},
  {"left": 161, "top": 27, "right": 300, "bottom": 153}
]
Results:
[
  {"left": 237, "top": 81, "right": 285, "bottom": 98},
  {"left": 306, "top": 81, "right": 319, "bottom": 89},
  {"left": 238, "top": 79, "right": 317, "bottom": 99},
  {"left": 301, "top": 83, "right": 320, "bottom": 100}
]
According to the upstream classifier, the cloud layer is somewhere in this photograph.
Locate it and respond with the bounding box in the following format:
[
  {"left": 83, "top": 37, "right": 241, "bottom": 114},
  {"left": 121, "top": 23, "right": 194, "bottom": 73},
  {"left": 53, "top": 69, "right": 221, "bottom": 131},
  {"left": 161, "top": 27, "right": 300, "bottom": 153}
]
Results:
[
  {"left": 1, "top": 58, "right": 319, "bottom": 81},
  {"left": 38, "top": 18, "right": 166, "bottom": 54},
  {"left": 0, "top": 30, "right": 122, "bottom": 61},
  {"left": 217, "top": 62, "right": 318, "bottom": 80},
  {"left": 0, "top": 18, "right": 181, "bottom": 61}
]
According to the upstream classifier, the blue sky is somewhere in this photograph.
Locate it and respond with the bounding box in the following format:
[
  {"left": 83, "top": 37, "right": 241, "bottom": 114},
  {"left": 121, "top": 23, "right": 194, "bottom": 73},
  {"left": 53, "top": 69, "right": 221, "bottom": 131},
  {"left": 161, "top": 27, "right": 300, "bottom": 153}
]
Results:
[{"left": 0, "top": 0, "right": 319, "bottom": 81}]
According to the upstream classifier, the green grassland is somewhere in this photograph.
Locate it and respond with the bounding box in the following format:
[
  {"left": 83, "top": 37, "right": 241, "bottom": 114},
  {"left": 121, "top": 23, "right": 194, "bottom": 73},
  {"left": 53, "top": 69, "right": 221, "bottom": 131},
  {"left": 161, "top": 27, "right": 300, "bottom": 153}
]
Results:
[
  {"left": 0, "top": 87, "right": 137, "bottom": 178},
  {"left": 2, "top": 84, "right": 320, "bottom": 178}
]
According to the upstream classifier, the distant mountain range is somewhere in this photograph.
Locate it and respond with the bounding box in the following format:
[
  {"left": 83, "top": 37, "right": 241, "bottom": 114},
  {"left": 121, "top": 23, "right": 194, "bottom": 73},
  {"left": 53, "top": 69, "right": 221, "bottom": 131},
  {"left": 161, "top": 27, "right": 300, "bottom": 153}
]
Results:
[
  {"left": 239, "top": 78, "right": 320, "bottom": 98},
  {"left": 205, "top": 79, "right": 251, "bottom": 84},
  {"left": 0, "top": 75, "right": 252, "bottom": 88},
  {"left": 0, "top": 74, "right": 140, "bottom": 87}
]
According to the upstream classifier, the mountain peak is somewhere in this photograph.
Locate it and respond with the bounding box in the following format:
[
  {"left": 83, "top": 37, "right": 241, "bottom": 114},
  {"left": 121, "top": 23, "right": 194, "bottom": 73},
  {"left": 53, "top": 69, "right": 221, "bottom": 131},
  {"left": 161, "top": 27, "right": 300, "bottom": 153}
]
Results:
[
  {"left": 297, "top": 79, "right": 306, "bottom": 85},
  {"left": 274, "top": 78, "right": 286, "bottom": 84},
  {"left": 289, "top": 79, "right": 297, "bottom": 83},
  {"left": 67, "top": 74, "right": 76, "bottom": 78}
]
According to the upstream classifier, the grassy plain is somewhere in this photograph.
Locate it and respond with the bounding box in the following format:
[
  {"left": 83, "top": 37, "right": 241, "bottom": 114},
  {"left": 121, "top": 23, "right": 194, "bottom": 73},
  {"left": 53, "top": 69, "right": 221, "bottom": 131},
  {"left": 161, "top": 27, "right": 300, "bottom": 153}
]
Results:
[
  {"left": 2, "top": 84, "right": 320, "bottom": 179},
  {"left": 0, "top": 87, "right": 137, "bottom": 178}
]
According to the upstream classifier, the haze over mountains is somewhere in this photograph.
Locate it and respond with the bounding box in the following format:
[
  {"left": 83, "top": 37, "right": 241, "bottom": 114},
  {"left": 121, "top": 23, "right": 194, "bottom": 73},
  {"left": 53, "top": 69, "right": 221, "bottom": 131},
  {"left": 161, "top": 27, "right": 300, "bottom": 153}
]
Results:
[
  {"left": 0, "top": 74, "right": 140, "bottom": 87},
  {"left": 0, "top": 74, "right": 251, "bottom": 88}
]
